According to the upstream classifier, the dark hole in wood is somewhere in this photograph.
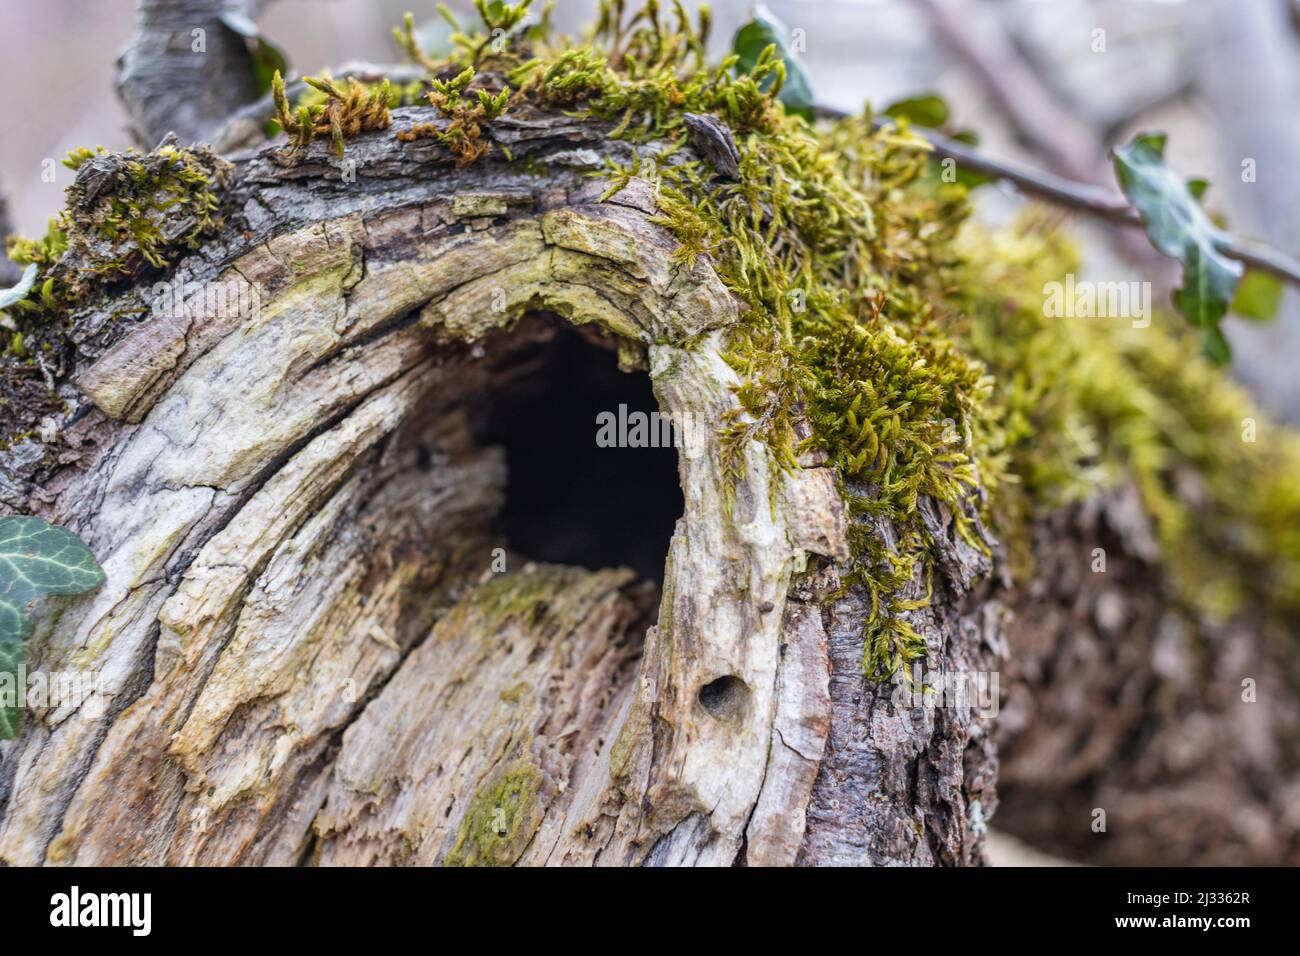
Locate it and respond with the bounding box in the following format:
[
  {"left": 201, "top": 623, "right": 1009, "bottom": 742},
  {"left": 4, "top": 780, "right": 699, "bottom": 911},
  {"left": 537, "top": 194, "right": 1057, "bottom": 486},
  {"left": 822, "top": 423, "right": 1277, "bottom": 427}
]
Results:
[{"left": 475, "top": 321, "right": 682, "bottom": 583}]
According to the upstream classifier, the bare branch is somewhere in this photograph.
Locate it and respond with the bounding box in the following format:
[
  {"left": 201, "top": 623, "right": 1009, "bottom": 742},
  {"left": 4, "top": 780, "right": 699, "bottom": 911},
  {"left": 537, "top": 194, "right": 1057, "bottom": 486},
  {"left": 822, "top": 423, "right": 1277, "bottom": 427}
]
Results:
[{"left": 115, "top": 0, "right": 263, "bottom": 148}]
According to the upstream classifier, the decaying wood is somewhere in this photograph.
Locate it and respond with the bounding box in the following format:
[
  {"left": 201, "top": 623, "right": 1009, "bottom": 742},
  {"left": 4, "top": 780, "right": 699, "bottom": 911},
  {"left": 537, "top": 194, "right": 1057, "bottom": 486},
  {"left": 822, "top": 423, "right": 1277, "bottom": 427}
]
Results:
[
  {"left": 0, "top": 106, "right": 1003, "bottom": 866},
  {"left": 314, "top": 564, "right": 654, "bottom": 866},
  {"left": 995, "top": 486, "right": 1300, "bottom": 866},
  {"left": 800, "top": 496, "right": 1002, "bottom": 866}
]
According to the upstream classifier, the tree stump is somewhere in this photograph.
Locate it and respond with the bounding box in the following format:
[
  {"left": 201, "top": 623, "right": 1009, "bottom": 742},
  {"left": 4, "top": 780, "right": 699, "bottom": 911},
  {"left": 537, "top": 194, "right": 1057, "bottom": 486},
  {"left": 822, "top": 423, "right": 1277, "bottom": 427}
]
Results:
[{"left": 0, "top": 107, "right": 1000, "bottom": 866}]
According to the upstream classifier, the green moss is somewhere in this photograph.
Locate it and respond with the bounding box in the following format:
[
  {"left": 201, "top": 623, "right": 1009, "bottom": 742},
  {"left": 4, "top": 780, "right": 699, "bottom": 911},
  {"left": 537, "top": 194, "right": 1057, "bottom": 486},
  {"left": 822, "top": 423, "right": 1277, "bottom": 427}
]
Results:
[
  {"left": 371, "top": 0, "right": 1300, "bottom": 676},
  {"left": 956, "top": 215, "right": 1300, "bottom": 626},
  {"left": 271, "top": 70, "right": 392, "bottom": 159},
  {"left": 3, "top": 142, "right": 230, "bottom": 446},
  {"left": 444, "top": 758, "right": 544, "bottom": 866},
  {"left": 395, "top": 66, "right": 511, "bottom": 166},
  {"left": 293, "top": 76, "right": 426, "bottom": 115},
  {"left": 6, "top": 143, "right": 229, "bottom": 305},
  {"left": 455, "top": 567, "right": 563, "bottom": 632},
  {"left": 12, "top": 0, "right": 1297, "bottom": 684}
]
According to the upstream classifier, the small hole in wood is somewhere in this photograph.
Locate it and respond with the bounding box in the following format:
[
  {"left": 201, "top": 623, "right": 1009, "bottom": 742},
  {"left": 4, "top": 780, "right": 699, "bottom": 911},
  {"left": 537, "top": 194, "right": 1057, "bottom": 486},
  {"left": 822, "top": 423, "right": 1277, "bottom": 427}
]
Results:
[{"left": 698, "top": 674, "right": 750, "bottom": 722}]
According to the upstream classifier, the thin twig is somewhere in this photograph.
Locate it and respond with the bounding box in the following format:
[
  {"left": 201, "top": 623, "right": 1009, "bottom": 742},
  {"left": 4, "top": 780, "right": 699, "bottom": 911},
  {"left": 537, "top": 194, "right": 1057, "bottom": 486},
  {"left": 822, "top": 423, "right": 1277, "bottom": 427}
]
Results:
[{"left": 818, "top": 105, "right": 1300, "bottom": 286}]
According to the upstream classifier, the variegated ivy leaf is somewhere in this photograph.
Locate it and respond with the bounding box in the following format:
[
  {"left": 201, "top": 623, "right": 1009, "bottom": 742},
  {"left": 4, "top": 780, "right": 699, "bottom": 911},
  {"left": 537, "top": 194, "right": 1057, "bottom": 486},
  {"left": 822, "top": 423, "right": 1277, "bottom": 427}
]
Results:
[
  {"left": 0, "top": 263, "right": 38, "bottom": 313},
  {"left": 1112, "top": 133, "right": 1243, "bottom": 363},
  {"left": 0, "top": 516, "right": 105, "bottom": 739}
]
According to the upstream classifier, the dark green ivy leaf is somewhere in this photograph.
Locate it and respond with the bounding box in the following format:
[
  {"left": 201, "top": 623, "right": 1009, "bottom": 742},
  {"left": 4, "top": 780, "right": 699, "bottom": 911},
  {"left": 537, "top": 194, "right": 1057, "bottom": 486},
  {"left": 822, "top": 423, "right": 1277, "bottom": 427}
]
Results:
[
  {"left": 1112, "top": 133, "right": 1243, "bottom": 363},
  {"left": 732, "top": 4, "right": 815, "bottom": 122},
  {"left": 0, "top": 516, "right": 105, "bottom": 739}
]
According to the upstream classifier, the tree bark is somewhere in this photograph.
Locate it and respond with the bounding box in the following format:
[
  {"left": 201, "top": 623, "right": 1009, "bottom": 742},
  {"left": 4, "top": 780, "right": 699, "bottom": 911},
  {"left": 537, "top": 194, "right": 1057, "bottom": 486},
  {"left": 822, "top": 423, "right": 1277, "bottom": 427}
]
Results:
[
  {"left": 994, "top": 486, "right": 1300, "bottom": 866},
  {"left": 0, "top": 106, "right": 1001, "bottom": 866}
]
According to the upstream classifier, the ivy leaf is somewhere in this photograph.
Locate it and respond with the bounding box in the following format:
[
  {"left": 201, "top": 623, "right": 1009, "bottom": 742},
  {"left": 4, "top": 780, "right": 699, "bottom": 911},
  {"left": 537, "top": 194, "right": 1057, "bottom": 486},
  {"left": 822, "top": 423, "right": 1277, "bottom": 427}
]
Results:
[
  {"left": 0, "top": 516, "right": 104, "bottom": 626},
  {"left": 0, "top": 637, "right": 22, "bottom": 739},
  {"left": 1231, "top": 270, "right": 1283, "bottom": 322},
  {"left": 883, "top": 94, "right": 949, "bottom": 129},
  {"left": 732, "top": 4, "right": 815, "bottom": 121},
  {"left": 1112, "top": 133, "right": 1243, "bottom": 363},
  {"left": 0, "top": 516, "right": 105, "bottom": 739},
  {"left": 0, "top": 263, "right": 38, "bottom": 311}
]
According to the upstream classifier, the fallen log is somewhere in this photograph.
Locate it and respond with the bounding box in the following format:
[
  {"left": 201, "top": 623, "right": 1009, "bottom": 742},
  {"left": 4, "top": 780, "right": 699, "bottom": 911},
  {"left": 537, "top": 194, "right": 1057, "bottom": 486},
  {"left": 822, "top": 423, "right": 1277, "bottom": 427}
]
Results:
[{"left": 0, "top": 108, "right": 1000, "bottom": 866}]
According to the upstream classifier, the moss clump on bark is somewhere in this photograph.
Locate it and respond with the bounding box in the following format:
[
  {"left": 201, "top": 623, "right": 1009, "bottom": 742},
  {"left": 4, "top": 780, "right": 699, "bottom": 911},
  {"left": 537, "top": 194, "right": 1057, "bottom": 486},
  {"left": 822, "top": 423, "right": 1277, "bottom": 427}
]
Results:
[
  {"left": 444, "top": 758, "right": 544, "bottom": 867},
  {"left": 5, "top": 144, "right": 229, "bottom": 328},
  {"left": 2, "top": 142, "right": 229, "bottom": 450},
  {"left": 392, "top": 0, "right": 1300, "bottom": 673},
  {"left": 270, "top": 71, "right": 393, "bottom": 159},
  {"left": 396, "top": 66, "right": 511, "bottom": 166},
  {"left": 957, "top": 215, "right": 1300, "bottom": 628}
]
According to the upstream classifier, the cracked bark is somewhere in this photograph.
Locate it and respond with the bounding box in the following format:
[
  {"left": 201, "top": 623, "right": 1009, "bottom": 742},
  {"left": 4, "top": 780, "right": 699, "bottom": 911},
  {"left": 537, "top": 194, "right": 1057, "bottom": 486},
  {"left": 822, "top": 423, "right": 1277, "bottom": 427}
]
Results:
[{"left": 0, "top": 106, "right": 1001, "bottom": 866}]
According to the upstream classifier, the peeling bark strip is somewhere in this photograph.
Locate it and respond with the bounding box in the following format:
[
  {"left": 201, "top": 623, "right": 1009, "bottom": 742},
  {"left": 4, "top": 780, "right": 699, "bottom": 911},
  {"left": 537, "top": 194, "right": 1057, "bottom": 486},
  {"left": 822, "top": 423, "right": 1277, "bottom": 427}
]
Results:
[{"left": 0, "top": 108, "right": 1001, "bottom": 865}]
